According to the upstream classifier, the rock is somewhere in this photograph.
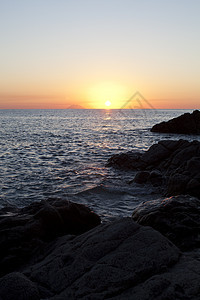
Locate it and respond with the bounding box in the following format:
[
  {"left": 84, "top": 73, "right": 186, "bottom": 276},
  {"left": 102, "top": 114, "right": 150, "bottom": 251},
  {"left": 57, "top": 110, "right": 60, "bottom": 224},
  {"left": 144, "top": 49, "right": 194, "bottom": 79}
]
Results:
[
  {"left": 187, "top": 179, "right": 200, "bottom": 191},
  {"left": 114, "top": 254, "right": 200, "bottom": 300},
  {"left": 167, "top": 174, "right": 190, "bottom": 195},
  {"left": 107, "top": 139, "right": 200, "bottom": 198},
  {"left": 0, "top": 199, "right": 101, "bottom": 277},
  {"left": 134, "top": 171, "right": 150, "bottom": 183},
  {"left": 1, "top": 217, "right": 200, "bottom": 299},
  {"left": 134, "top": 170, "right": 163, "bottom": 186},
  {"left": 23, "top": 218, "right": 181, "bottom": 299},
  {"left": 151, "top": 110, "right": 200, "bottom": 134},
  {"left": 132, "top": 195, "right": 200, "bottom": 250},
  {"left": 141, "top": 143, "right": 171, "bottom": 165},
  {"left": 0, "top": 272, "right": 39, "bottom": 300},
  {"left": 148, "top": 170, "right": 163, "bottom": 186},
  {"left": 186, "top": 157, "right": 200, "bottom": 177},
  {"left": 106, "top": 151, "right": 145, "bottom": 170}
]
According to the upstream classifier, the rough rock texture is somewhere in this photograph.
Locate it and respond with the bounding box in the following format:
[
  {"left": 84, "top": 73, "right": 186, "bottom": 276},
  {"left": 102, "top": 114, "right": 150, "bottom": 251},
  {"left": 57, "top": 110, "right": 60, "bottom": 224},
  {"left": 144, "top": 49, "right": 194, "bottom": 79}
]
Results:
[
  {"left": 23, "top": 218, "right": 180, "bottom": 299},
  {"left": 107, "top": 139, "right": 200, "bottom": 198},
  {"left": 1, "top": 217, "right": 200, "bottom": 299},
  {"left": 0, "top": 198, "right": 100, "bottom": 277},
  {"left": 0, "top": 272, "right": 40, "bottom": 300},
  {"left": 132, "top": 195, "right": 200, "bottom": 250},
  {"left": 112, "top": 253, "right": 200, "bottom": 300},
  {"left": 151, "top": 110, "right": 200, "bottom": 134}
]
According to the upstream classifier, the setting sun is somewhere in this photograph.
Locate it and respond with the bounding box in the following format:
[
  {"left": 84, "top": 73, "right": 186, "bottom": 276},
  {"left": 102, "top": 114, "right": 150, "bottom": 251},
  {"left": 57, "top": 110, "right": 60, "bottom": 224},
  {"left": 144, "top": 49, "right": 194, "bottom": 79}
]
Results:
[
  {"left": 86, "top": 82, "right": 131, "bottom": 109},
  {"left": 105, "top": 100, "right": 111, "bottom": 107}
]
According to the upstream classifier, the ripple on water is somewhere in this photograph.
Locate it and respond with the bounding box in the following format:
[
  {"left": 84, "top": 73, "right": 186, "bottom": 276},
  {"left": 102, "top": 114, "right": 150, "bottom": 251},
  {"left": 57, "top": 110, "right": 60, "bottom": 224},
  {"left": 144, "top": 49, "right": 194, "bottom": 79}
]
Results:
[{"left": 0, "top": 109, "right": 199, "bottom": 217}]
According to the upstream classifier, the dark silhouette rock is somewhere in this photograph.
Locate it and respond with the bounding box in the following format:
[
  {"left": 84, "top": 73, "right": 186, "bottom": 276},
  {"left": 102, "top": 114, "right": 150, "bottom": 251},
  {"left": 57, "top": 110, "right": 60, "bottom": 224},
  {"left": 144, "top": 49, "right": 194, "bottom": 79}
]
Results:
[
  {"left": 107, "top": 139, "right": 200, "bottom": 198},
  {"left": 107, "top": 151, "right": 144, "bottom": 170},
  {"left": 132, "top": 195, "right": 200, "bottom": 250},
  {"left": 0, "top": 199, "right": 100, "bottom": 277},
  {"left": 1, "top": 216, "right": 200, "bottom": 299},
  {"left": 148, "top": 170, "right": 163, "bottom": 186},
  {"left": 133, "top": 170, "right": 163, "bottom": 186},
  {"left": 23, "top": 218, "right": 182, "bottom": 299},
  {"left": 151, "top": 110, "right": 200, "bottom": 134},
  {"left": 134, "top": 171, "right": 150, "bottom": 184},
  {"left": 0, "top": 272, "right": 39, "bottom": 300}
]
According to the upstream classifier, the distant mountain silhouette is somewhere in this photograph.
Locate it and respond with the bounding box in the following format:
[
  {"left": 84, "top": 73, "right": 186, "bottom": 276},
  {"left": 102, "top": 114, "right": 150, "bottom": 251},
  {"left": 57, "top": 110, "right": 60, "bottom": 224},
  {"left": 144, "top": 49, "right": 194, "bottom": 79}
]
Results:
[{"left": 67, "top": 104, "right": 85, "bottom": 109}]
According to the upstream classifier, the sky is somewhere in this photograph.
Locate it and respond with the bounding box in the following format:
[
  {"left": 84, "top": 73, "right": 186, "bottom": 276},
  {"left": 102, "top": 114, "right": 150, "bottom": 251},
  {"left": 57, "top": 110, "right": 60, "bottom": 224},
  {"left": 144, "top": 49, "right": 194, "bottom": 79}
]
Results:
[{"left": 0, "top": 0, "right": 200, "bottom": 109}]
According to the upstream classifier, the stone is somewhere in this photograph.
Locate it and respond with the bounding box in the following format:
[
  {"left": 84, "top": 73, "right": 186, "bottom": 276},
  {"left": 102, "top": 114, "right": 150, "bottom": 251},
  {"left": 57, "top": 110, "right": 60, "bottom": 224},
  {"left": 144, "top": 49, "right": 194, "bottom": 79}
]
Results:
[
  {"left": 107, "top": 139, "right": 200, "bottom": 198},
  {"left": 132, "top": 195, "right": 200, "bottom": 250},
  {"left": 106, "top": 151, "right": 144, "bottom": 170},
  {"left": 23, "top": 218, "right": 180, "bottom": 299},
  {"left": 148, "top": 170, "right": 163, "bottom": 186},
  {"left": 0, "top": 272, "right": 39, "bottom": 300},
  {"left": 167, "top": 174, "right": 190, "bottom": 195},
  {"left": 0, "top": 199, "right": 101, "bottom": 277},
  {"left": 141, "top": 143, "right": 171, "bottom": 165},
  {"left": 133, "top": 170, "right": 163, "bottom": 187},
  {"left": 1, "top": 216, "right": 200, "bottom": 299},
  {"left": 151, "top": 110, "right": 200, "bottom": 134},
  {"left": 113, "top": 254, "right": 200, "bottom": 300},
  {"left": 134, "top": 171, "right": 150, "bottom": 183}
]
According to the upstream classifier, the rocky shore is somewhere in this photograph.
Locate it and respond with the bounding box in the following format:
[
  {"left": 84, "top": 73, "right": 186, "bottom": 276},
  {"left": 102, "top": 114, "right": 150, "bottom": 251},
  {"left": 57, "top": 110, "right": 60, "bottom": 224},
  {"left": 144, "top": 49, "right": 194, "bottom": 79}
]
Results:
[
  {"left": 151, "top": 109, "right": 200, "bottom": 134},
  {"left": 107, "top": 139, "right": 200, "bottom": 199},
  {"left": 0, "top": 195, "right": 200, "bottom": 299},
  {"left": 1, "top": 137, "right": 200, "bottom": 299}
]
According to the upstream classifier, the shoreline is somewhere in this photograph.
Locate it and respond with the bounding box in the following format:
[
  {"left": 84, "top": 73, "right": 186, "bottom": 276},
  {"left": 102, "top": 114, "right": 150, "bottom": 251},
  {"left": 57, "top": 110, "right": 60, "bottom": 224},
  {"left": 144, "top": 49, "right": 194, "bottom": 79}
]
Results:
[{"left": 1, "top": 136, "right": 200, "bottom": 299}]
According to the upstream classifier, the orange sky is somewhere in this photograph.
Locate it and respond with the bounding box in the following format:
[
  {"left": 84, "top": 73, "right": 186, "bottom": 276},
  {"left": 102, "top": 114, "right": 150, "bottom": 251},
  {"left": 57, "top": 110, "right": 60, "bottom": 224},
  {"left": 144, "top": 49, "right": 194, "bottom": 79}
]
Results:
[{"left": 0, "top": 1, "right": 200, "bottom": 109}]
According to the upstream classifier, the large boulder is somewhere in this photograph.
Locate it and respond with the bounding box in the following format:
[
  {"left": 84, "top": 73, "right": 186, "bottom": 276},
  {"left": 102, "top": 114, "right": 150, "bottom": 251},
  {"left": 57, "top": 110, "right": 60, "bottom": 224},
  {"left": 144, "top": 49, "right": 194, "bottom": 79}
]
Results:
[
  {"left": 1, "top": 217, "right": 200, "bottom": 299},
  {"left": 151, "top": 110, "right": 200, "bottom": 134},
  {"left": 0, "top": 198, "right": 101, "bottom": 276},
  {"left": 23, "top": 218, "right": 181, "bottom": 299},
  {"left": 132, "top": 195, "right": 200, "bottom": 250}
]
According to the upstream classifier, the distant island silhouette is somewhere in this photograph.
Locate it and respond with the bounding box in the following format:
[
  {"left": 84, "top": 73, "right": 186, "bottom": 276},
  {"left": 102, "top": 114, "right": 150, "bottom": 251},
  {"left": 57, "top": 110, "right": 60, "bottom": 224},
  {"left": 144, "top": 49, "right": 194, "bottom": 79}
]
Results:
[{"left": 67, "top": 104, "right": 85, "bottom": 109}]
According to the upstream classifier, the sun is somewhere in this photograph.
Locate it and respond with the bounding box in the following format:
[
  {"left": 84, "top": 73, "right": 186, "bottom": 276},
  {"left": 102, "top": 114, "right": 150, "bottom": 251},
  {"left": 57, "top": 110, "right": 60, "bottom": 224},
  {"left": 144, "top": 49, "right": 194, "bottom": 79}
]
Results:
[
  {"left": 105, "top": 100, "right": 111, "bottom": 107},
  {"left": 86, "top": 82, "right": 131, "bottom": 108}
]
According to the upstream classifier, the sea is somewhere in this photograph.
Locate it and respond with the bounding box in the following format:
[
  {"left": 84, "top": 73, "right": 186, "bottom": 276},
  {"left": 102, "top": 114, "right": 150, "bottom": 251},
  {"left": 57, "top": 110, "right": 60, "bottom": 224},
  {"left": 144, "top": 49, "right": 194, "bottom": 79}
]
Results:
[{"left": 1, "top": 109, "right": 200, "bottom": 220}]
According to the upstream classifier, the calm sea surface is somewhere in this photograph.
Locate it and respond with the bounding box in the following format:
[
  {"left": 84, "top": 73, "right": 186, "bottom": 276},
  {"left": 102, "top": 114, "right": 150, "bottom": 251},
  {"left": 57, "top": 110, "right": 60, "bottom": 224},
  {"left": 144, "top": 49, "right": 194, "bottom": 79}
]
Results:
[{"left": 1, "top": 109, "right": 199, "bottom": 219}]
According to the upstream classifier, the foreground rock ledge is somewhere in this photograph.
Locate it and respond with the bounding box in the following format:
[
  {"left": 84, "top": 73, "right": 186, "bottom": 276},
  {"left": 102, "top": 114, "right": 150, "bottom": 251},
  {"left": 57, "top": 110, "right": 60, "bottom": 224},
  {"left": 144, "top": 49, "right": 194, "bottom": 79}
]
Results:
[
  {"left": 0, "top": 217, "right": 200, "bottom": 299},
  {"left": 151, "top": 109, "right": 200, "bottom": 134}
]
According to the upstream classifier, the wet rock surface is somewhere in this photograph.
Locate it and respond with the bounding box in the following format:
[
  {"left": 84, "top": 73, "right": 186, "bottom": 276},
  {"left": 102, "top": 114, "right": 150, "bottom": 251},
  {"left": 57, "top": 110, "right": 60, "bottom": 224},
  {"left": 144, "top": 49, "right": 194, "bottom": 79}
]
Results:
[
  {"left": 151, "top": 110, "right": 200, "bottom": 134},
  {"left": 0, "top": 198, "right": 101, "bottom": 277},
  {"left": 107, "top": 139, "right": 200, "bottom": 198}
]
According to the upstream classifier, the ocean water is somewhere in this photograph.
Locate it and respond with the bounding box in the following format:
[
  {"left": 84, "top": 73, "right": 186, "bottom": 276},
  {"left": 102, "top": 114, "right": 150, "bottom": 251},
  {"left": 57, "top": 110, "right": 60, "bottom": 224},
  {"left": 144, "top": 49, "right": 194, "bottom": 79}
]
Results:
[{"left": 0, "top": 109, "right": 199, "bottom": 220}]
